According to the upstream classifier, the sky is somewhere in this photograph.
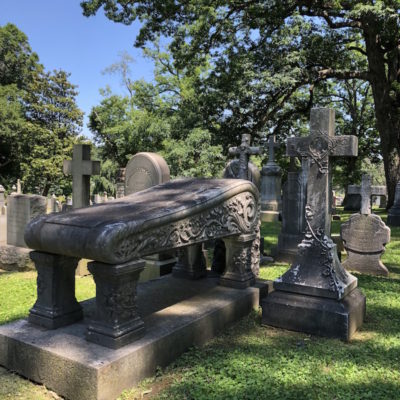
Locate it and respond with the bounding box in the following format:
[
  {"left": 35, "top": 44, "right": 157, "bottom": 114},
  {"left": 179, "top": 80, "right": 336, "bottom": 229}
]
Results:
[{"left": 0, "top": 0, "right": 154, "bottom": 138}]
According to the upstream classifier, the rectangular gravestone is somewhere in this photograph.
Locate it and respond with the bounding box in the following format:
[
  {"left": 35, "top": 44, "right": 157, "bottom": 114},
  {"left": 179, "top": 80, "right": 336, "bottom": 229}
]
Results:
[{"left": 7, "top": 194, "right": 47, "bottom": 248}]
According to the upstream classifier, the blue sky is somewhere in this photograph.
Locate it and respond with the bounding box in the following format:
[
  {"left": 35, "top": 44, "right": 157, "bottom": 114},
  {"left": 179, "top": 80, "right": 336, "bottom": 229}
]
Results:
[{"left": 0, "top": 0, "right": 154, "bottom": 138}]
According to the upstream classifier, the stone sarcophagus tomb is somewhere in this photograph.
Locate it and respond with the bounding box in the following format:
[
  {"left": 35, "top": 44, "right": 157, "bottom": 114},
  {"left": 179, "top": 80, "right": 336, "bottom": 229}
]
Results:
[{"left": 24, "top": 178, "right": 260, "bottom": 349}]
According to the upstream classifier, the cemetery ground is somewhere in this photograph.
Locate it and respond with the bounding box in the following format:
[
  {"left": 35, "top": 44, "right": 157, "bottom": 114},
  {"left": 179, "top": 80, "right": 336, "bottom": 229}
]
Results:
[{"left": 0, "top": 209, "right": 399, "bottom": 400}]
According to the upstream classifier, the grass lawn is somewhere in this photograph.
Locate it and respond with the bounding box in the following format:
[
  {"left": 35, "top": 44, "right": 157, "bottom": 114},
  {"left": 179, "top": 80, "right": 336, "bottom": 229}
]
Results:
[{"left": 1, "top": 208, "right": 399, "bottom": 400}]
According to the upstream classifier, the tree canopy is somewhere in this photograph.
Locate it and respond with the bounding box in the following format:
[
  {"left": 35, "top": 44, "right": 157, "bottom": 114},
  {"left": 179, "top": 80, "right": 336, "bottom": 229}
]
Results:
[
  {"left": 81, "top": 0, "right": 400, "bottom": 206},
  {"left": 0, "top": 23, "right": 84, "bottom": 195}
]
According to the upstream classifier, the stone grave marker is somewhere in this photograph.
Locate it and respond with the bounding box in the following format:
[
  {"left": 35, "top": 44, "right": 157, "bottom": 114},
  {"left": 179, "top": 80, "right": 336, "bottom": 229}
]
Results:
[
  {"left": 387, "top": 180, "right": 400, "bottom": 226},
  {"left": 260, "top": 134, "right": 282, "bottom": 222},
  {"left": 125, "top": 152, "right": 170, "bottom": 196},
  {"left": 63, "top": 144, "right": 100, "bottom": 209},
  {"left": 262, "top": 108, "right": 365, "bottom": 340},
  {"left": 345, "top": 181, "right": 387, "bottom": 212},
  {"left": 223, "top": 134, "right": 261, "bottom": 187},
  {"left": 116, "top": 168, "right": 126, "bottom": 198},
  {"left": 341, "top": 174, "right": 390, "bottom": 276},
  {"left": 274, "top": 156, "right": 308, "bottom": 262}
]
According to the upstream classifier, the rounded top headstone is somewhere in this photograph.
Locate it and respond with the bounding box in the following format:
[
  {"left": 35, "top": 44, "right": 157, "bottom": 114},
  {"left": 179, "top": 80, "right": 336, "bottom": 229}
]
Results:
[{"left": 125, "top": 152, "right": 170, "bottom": 195}]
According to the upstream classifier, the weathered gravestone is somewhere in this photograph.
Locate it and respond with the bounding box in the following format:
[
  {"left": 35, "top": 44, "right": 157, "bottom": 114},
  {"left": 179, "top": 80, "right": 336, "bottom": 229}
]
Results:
[
  {"left": 262, "top": 108, "right": 365, "bottom": 340},
  {"left": 0, "top": 178, "right": 265, "bottom": 400},
  {"left": 341, "top": 175, "right": 390, "bottom": 276},
  {"left": 274, "top": 156, "right": 308, "bottom": 262},
  {"left": 260, "top": 134, "right": 282, "bottom": 222},
  {"left": 7, "top": 194, "right": 47, "bottom": 248},
  {"left": 116, "top": 168, "right": 126, "bottom": 199},
  {"left": 63, "top": 144, "right": 100, "bottom": 209},
  {"left": 0, "top": 194, "right": 46, "bottom": 271},
  {"left": 125, "top": 152, "right": 170, "bottom": 195},
  {"left": 387, "top": 180, "right": 400, "bottom": 226},
  {"left": 345, "top": 181, "right": 387, "bottom": 212},
  {"left": 224, "top": 134, "right": 262, "bottom": 183},
  {"left": 125, "top": 152, "right": 176, "bottom": 281}
]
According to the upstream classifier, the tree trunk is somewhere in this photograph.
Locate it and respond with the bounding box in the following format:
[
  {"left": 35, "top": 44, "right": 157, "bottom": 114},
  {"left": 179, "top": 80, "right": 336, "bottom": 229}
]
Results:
[{"left": 364, "top": 26, "right": 400, "bottom": 209}]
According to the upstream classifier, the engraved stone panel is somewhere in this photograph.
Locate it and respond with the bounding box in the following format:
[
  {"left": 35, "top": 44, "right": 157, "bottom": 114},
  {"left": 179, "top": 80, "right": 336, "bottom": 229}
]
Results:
[
  {"left": 341, "top": 213, "right": 390, "bottom": 276},
  {"left": 125, "top": 152, "right": 170, "bottom": 195}
]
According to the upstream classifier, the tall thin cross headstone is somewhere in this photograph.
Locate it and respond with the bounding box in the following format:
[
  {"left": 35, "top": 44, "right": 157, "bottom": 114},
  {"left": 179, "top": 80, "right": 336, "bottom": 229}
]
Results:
[
  {"left": 228, "top": 134, "right": 261, "bottom": 180},
  {"left": 262, "top": 108, "right": 365, "bottom": 340},
  {"left": 260, "top": 134, "right": 282, "bottom": 222},
  {"left": 63, "top": 144, "right": 100, "bottom": 209}
]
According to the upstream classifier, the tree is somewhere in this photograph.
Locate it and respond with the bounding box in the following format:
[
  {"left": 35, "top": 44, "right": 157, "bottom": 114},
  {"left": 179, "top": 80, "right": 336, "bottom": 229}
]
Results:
[
  {"left": 81, "top": 1, "right": 400, "bottom": 207},
  {"left": 88, "top": 47, "right": 224, "bottom": 178},
  {"left": 0, "top": 24, "right": 84, "bottom": 194}
]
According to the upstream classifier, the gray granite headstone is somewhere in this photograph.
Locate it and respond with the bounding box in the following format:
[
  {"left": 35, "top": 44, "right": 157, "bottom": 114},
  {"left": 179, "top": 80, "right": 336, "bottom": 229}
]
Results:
[
  {"left": 125, "top": 152, "right": 170, "bottom": 196},
  {"left": 223, "top": 133, "right": 261, "bottom": 189},
  {"left": 260, "top": 135, "right": 282, "bottom": 222},
  {"left": 341, "top": 174, "right": 391, "bottom": 276},
  {"left": 7, "top": 194, "right": 47, "bottom": 248},
  {"left": 387, "top": 180, "right": 400, "bottom": 226},
  {"left": 345, "top": 180, "right": 387, "bottom": 212},
  {"left": 262, "top": 108, "right": 365, "bottom": 340},
  {"left": 63, "top": 144, "right": 100, "bottom": 209},
  {"left": 274, "top": 156, "right": 307, "bottom": 262}
]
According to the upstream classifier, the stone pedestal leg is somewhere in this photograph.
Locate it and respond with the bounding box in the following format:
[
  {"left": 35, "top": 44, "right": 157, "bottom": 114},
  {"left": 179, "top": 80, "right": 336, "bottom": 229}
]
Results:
[
  {"left": 219, "top": 234, "right": 257, "bottom": 289},
  {"left": 172, "top": 244, "right": 207, "bottom": 279},
  {"left": 86, "top": 259, "right": 145, "bottom": 349},
  {"left": 29, "top": 251, "right": 83, "bottom": 329}
]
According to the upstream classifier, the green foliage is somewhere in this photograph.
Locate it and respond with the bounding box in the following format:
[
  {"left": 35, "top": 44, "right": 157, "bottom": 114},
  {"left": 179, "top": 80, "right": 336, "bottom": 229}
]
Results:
[
  {"left": 0, "top": 24, "right": 84, "bottom": 195},
  {"left": 88, "top": 47, "right": 227, "bottom": 179},
  {"left": 161, "top": 128, "right": 224, "bottom": 178},
  {"left": 81, "top": 0, "right": 400, "bottom": 205}
]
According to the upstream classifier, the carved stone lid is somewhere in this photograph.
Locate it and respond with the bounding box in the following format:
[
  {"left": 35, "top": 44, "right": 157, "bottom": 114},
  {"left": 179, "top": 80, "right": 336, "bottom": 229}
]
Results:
[{"left": 25, "top": 178, "right": 259, "bottom": 263}]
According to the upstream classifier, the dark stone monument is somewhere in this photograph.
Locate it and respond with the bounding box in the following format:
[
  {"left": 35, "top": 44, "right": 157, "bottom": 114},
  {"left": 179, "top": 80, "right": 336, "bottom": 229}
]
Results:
[
  {"left": 387, "top": 180, "right": 400, "bottom": 226},
  {"left": 345, "top": 181, "right": 387, "bottom": 212},
  {"left": 260, "top": 135, "right": 282, "bottom": 222},
  {"left": 24, "top": 178, "right": 260, "bottom": 347},
  {"left": 63, "top": 144, "right": 100, "bottom": 209},
  {"left": 262, "top": 108, "right": 365, "bottom": 340},
  {"left": 274, "top": 156, "right": 308, "bottom": 262},
  {"left": 341, "top": 174, "right": 390, "bottom": 276},
  {"left": 223, "top": 134, "right": 261, "bottom": 188}
]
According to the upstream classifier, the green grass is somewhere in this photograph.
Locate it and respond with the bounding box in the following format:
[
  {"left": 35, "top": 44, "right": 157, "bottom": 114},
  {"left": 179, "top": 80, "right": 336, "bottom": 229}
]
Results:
[
  {"left": 0, "top": 271, "right": 95, "bottom": 325},
  {"left": 1, "top": 208, "right": 400, "bottom": 400}
]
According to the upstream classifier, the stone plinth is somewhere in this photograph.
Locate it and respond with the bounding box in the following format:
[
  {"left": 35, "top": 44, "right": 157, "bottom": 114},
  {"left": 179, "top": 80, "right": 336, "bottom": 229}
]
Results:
[
  {"left": 125, "top": 152, "right": 170, "bottom": 196},
  {"left": 341, "top": 214, "right": 390, "bottom": 276},
  {"left": 7, "top": 194, "right": 46, "bottom": 248},
  {"left": 0, "top": 275, "right": 268, "bottom": 400}
]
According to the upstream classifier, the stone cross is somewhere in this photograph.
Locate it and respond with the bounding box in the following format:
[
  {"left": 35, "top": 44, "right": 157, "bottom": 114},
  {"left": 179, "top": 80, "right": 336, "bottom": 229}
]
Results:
[
  {"left": 266, "top": 134, "right": 279, "bottom": 164},
  {"left": 347, "top": 176, "right": 386, "bottom": 215},
  {"left": 63, "top": 144, "right": 100, "bottom": 209},
  {"left": 229, "top": 134, "right": 261, "bottom": 180},
  {"left": 287, "top": 108, "right": 358, "bottom": 237}
]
